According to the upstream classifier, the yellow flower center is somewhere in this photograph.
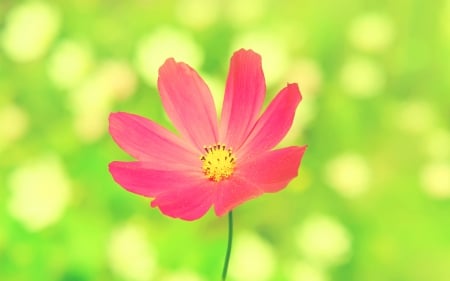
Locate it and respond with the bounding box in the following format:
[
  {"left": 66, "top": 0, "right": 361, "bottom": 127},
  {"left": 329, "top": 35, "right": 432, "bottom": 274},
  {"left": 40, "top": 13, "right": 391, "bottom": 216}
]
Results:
[{"left": 200, "top": 144, "right": 236, "bottom": 182}]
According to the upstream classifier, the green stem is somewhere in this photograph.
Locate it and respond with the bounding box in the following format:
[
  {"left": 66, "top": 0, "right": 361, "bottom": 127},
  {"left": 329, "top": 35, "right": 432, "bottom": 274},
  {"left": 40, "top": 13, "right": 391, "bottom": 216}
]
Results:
[{"left": 221, "top": 210, "right": 233, "bottom": 281}]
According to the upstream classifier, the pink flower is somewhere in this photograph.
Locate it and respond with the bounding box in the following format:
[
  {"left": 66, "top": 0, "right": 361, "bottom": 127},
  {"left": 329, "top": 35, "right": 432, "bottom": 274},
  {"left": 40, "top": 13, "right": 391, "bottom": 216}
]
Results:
[{"left": 109, "top": 49, "right": 306, "bottom": 221}]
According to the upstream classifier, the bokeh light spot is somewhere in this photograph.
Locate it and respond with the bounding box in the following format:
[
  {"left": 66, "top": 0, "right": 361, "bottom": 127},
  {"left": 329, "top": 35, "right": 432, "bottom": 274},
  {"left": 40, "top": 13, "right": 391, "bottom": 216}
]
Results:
[
  {"left": 7, "top": 156, "right": 72, "bottom": 231},
  {"left": 108, "top": 222, "right": 156, "bottom": 281},
  {"left": 348, "top": 13, "right": 395, "bottom": 53},
  {"left": 0, "top": 103, "right": 28, "bottom": 151},
  {"left": 161, "top": 271, "right": 205, "bottom": 281},
  {"left": 176, "top": 0, "right": 220, "bottom": 30},
  {"left": 421, "top": 162, "right": 450, "bottom": 199},
  {"left": 287, "top": 260, "right": 328, "bottom": 281},
  {"left": 396, "top": 100, "right": 437, "bottom": 135},
  {"left": 340, "top": 56, "right": 385, "bottom": 97},
  {"left": 296, "top": 215, "right": 352, "bottom": 267},
  {"left": 232, "top": 32, "right": 288, "bottom": 85},
  {"left": 287, "top": 59, "right": 323, "bottom": 96},
  {"left": 325, "top": 153, "right": 371, "bottom": 198},
  {"left": 48, "top": 40, "right": 94, "bottom": 90},
  {"left": 229, "top": 232, "right": 275, "bottom": 281},
  {"left": 225, "top": 0, "right": 268, "bottom": 27},
  {"left": 135, "top": 27, "right": 203, "bottom": 86},
  {"left": 70, "top": 61, "right": 137, "bottom": 142},
  {"left": 1, "top": 1, "right": 60, "bottom": 62},
  {"left": 425, "top": 129, "right": 450, "bottom": 161}
]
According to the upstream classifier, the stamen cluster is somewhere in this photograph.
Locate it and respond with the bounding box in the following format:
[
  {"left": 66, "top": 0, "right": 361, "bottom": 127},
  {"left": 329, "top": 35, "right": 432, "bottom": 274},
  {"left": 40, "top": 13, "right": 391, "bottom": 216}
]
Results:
[{"left": 200, "top": 144, "right": 236, "bottom": 182}]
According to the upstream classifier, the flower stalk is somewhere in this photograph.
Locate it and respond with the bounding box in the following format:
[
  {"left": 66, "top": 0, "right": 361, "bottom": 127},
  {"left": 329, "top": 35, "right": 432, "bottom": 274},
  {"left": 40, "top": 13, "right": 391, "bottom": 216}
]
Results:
[{"left": 222, "top": 210, "right": 233, "bottom": 281}]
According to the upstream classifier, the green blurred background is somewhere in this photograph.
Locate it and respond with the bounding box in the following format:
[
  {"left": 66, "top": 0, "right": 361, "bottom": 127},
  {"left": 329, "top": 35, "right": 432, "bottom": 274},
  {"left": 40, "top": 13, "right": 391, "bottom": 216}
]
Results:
[{"left": 0, "top": 0, "right": 449, "bottom": 280}]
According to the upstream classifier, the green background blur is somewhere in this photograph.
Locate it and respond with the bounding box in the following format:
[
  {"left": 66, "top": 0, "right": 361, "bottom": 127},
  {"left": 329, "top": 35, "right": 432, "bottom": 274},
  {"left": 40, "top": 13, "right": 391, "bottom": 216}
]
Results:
[{"left": 1, "top": 0, "right": 449, "bottom": 280}]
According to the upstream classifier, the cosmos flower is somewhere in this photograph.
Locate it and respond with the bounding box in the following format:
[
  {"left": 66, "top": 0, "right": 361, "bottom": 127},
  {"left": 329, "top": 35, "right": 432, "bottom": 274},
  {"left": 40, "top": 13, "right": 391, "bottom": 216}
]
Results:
[{"left": 109, "top": 49, "right": 306, "bottom": 220}]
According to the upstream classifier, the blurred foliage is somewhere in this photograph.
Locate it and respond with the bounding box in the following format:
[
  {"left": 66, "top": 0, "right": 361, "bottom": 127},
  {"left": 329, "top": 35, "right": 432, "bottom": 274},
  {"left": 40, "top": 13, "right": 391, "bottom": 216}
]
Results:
[{"left": 0, "top": 0, "right": 449, "bottom": 280}]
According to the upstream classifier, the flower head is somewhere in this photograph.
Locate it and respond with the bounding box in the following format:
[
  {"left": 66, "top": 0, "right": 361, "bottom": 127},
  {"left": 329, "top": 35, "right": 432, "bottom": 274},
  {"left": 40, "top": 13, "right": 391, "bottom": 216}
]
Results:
[{"left": 109, "top": 49, "right": 306, "bottom": 220}]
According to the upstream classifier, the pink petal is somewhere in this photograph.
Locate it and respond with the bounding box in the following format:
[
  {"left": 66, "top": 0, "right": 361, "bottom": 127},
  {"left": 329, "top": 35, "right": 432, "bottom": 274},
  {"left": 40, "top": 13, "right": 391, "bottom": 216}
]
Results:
[
  {"left": 109, "top": 112, "right": 198, "bottom": 168},
  {"left": 237, "top": 83, "right": 302, "bottom": 158},
  {"left": 109, "top": 161, "right": 204, "bottom": 197},
  {"left": 158, "top": 58, "right": 218, "bottom": 151},
  {"left": 220, "top": 49, "right": 266, "bottom": 150},
  {"left": 236, "top": 146, "right": 307, "bottom": 193},
  {"left": 151, "top": 182, "right": 215, "bottom": 220},
  {"left": 213, "top": 178, "right": 263, "bottom": 216}
]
